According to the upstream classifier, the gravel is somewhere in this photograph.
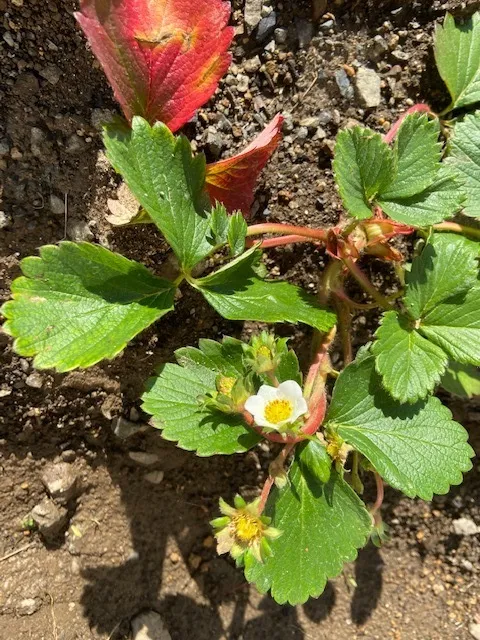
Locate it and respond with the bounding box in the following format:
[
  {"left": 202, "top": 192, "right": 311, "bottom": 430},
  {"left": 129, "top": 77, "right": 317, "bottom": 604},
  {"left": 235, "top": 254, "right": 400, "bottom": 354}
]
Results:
[
  {"left": 131, "top": 610, "right": 172, "bottom": 640},
  {"left": 355, "top": 67, "right": 382, "bottom": 108}
]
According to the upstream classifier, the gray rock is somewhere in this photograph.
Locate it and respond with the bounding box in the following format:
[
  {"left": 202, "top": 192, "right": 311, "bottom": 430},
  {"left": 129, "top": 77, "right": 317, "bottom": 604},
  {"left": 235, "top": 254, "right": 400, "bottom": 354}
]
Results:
[
  {"left": 355, "top": 67, "right": 382, "bottom": 108},
  {"left": 391, "top": 49, "right": 410, "bottom": 61},
  {"left": 0, "top": 211, "right": 9, "bottom": 230},
  {"left": 41, "top": 462, "right": 79, "bottom": 504},
  {"left": 236, "top": 74, "right": 250, "bottom": 93},
  {"left": 128, "top": 451, "right": 160, "bottom": 467},
  {"left": 144, "top": 470, "right": 165, "bottom": 485},
  {"left": 66, "top": 133, "right": 86, "bottom": 154},
  {"left": 335, "top": 69, "right": 354, "bottom": 100},
  {"left": 90, "top": 108, "right": 116, "bottom": 131},
  {"left": 367, "top": 34, "right": 389, "bottom": 61},
  {"left": 299, "top": 116, "right": 320, "bottom": 129},
  {"left": 3, "top": 31, "right": 15, "bottom": 47},
  {"left": 244, "top": 0, "right": 263, "bottom": 33},
  {"left": 319, "top": 19, "right": 334, "bottom": 31},
  {"left": 295, "top": 126, "right": 309, "bottom": 140},
  {"left": 0, "top": 139, "right": 10, "bottom": 156},
  {"left": 112, "top": 417, "right": 145, "bottom": 439},
  {"left": 16, "top": 598, "right": 42, "bottom": 616},
  {"left": 68, "top": 220, "right": 94, "bottom": 242},
  {"left": 317, "top": 110, "right": 333, "bottom": 125},
  {"left": 131, "top": 610, "right": 172, "bottom": 640},
  {"left": 453, "top": 517, "right": 480, "bottom": 536},
  {"left": 31, "top": 498, "right": 68, "bottom": 541},
  {"left": 256, "top": 11, "right": 277, "bottom": 42},
  {"left": 49, "top": 194, "right": 65, "bottom": 215},
  {"left": 295, "top": 18, "right": 313, "bottom": 49},
  {"left": 244, "top": 56, "right": 261, "bottom": 74},
  {"left": 274, "top": 28, "right": 287, "bottom": 45},
  {"left": 470, "top": 624, "right": 480, "bottom": 640},
  {"left": 206, "top": 127, "right": 223, "bottom": 157},
  {"left": 40, "top": 65, "right": 61, "bottom": 85},
  {"left": 25, "top": 373, "right": 44, "bottom": 389}
]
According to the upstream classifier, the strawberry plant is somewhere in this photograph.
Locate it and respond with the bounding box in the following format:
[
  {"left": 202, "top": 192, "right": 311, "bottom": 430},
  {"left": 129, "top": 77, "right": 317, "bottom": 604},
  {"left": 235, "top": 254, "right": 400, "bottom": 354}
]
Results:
[{"left": 2, "top": 1, "right": 480, "bottom": 605}]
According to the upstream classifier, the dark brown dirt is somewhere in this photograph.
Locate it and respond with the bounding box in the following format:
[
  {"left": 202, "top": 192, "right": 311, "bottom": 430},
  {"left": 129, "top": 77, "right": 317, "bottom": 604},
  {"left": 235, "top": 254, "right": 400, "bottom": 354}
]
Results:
[{"left": 1, "top": 0, "right": 479, "bottom": 638}]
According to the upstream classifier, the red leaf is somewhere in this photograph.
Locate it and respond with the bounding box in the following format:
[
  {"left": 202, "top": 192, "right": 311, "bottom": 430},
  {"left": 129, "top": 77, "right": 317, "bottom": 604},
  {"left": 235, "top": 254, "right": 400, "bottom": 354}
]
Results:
[
  {"left": 205, "top": 114, "right": 284, "bottom": 216},
  {"left": 75, "top": 0, "right": 234, "bottom": 132}
]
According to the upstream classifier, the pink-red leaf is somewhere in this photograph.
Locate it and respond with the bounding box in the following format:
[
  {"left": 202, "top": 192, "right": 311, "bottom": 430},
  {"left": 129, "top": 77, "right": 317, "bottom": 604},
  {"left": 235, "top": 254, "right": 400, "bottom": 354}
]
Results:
[
  {"left": 205, "top": 114, "right": 284, "bottom": 216},
  {"left": 75, "top": 0, "right": 234, "bottom": 132}
]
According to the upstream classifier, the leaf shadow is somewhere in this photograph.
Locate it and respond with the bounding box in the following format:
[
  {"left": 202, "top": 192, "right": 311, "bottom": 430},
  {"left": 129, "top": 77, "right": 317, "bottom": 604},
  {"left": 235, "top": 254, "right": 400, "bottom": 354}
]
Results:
[{"left": 350, "top": 543, "right": 384, "bottom": 625}]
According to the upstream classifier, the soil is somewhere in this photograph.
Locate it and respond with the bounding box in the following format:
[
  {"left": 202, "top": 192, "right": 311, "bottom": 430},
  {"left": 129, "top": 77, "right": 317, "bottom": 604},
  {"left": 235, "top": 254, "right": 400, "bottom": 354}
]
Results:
[{"left": 1, "top": 0, "right": 479, "bottom": 638}]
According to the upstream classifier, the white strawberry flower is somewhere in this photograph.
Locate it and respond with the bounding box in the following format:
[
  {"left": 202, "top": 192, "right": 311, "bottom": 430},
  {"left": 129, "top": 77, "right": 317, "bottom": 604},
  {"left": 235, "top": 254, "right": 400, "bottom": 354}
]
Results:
[{"left": 244, "top": 380, "right": 308, "bottom": 432}]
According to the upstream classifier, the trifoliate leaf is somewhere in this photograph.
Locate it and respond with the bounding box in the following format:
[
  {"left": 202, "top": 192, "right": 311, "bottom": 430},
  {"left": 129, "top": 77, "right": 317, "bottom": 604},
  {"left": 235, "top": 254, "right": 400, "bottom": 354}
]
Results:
[
  {"left": 380, "top": 113, "right": 442, "bottom": 200},
  {"left": 434, "top": 12, "right": 480, "bottom": 112},
  {"left": 142, "top": 348, "right": 260, "bottom": 456},
  {"left": 372, "top": 311, "right": 448, "bottom": 403},
  {"left": 446, "top": 112, "right": 480, "bottom": 218},
  {"left": 404, "top": 233, "right": 479, "bottom": 319},
  {"left": 1, "top": 242, "right": 176, "bottom": 372},
  {"left": 227, "top": 212, "right": 248, "bottom": 257},
  {"left": 441, "top": 362, "right": 480, "bottom": 398},
  {"left": 325, "top": 356, "right": 474, "bottom": 500},
  {"left": 245, "top": 447, "right": 371, "bottom": 605},
  {"left": 333, "top": 126, "right": 395, "bottom": 219},
  {"left": 104, "top": 117, "right": 212, "bottom": 270},
  {"left": 378, "top": 166, "right": 464, "bottom": 226},
  {"left": 175, "top": 337, "right": 245, "bottom": 377},
  {"left": 193, "top": 249, "right": 337, "bottom": 333},
  {"left": 373, "top": 234, "right": 479, "bottom": 401}
]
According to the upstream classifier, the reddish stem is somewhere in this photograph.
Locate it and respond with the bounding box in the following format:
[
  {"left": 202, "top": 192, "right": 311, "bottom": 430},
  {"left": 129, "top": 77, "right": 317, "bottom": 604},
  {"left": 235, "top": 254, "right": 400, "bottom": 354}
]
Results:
[
  {"left": 258, "top": 476, "right": 275, "bottom": 514},
  {"left": 383, "top": 103, "right": 432, "bottom": 144},
  {"left": 247, "top": 235, "right": 316, "bottom": 249},
  {"left": 371, "top": 472, "right": 384, "bottom": 515},
  {"left": 247, "top": 223, "right": 328, "bottom": 242}
]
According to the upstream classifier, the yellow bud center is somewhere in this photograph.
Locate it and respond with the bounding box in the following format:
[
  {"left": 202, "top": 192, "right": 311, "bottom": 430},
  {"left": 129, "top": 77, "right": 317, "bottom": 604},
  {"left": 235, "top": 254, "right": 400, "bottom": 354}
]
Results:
[
  {"left": 264, "top": 399, "right": 293, "bottom": 424},
  {"left": 217, "top": 376, "right": 236, "bottom": 396},
  {"left": 233, "top": 512, "right": 263, "bottom": 543},
  {"left": 257, "top": 345, "right": 272, "bottom": 358}
]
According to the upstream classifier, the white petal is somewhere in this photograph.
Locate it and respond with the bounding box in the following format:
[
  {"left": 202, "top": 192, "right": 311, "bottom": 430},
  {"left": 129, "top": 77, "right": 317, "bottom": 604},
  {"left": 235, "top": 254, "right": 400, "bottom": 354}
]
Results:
[
  {"left": 277, "top": 380, "right": 304, "bottom": 402},
  {"left": 291, "top": 396, "right": 308, "bottom": 422},
  {"left": 244, "top": 395, "right": 265, "bottom": 419},
  {"left": 256, "top": 385, "right": 278, "bottom": 402},
  {"left": 254, "top": 415, "right": 279, "bottom": 430}
]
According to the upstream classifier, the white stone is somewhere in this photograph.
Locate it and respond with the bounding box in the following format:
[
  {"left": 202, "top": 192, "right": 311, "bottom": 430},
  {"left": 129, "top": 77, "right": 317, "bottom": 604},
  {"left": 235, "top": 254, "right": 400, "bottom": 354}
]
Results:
[
  {"left": 244, "top": 0, "right": 263, "bottom": 32},
  {"left": 453, "top": 517, "right": 480, "bottom": 536},
  {"left": 355, "top": 67, "right": 382, "bottom": 108},
  {"left": 131, "top": 610, "right": 171, "bottom": 640}
]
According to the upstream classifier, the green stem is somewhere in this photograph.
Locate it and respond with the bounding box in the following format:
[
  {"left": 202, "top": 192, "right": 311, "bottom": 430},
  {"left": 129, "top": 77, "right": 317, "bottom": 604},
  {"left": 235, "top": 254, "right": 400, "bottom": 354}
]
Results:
[
  {"left": 432, "top": 221, "right": 480, "bottom": 240},
  {"left": 343, "top": 258, "right": 393, "bottom": 311}
]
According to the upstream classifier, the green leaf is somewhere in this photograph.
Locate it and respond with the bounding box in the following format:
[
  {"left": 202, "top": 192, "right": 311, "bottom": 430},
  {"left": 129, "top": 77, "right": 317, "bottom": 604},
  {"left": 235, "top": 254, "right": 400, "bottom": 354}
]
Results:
[
  {"left": 434, "top": 12, "right": 480, "bottom": 112},
  {"left": 446, "top": 112, "right": 480, "bottom": 218},
  {"left": 193, "top": 251, "right": 337, "bottom": 333},
  {"left": 276, "top": 349, "right": 302, "bottom": 385},
  {"left": 245, "top": 447, "right": 371, "bottom": 605},
  {"left": 380, "top": 113, "right": 442, "bottom": 200},
  {"left": 104, "top": 117, "right": 211, "bottom": 269},
  {"left": 227, "top": 212, "right": 248, "bottom": 257},
  {"left": 325, "top": 356, "right": 474, "bottom": 500},
  {"left": 419, "top": 285, "right": 480, "bottom": 365},
  {"left": 333, "top": 126, "right": 395, "bottom": 219},
  {"left": 142, "top": 347, "right": 260, "bottom": 456},
  {"left": 378, "top": 166, "right": 464, "bottom": 226},
  {"left": 441, "top": 361, "right": 480, "bottom": 398},
  {"left": 175, "top": 336, "right": 245, "bottom": 377},
  {"left": 372, "top": 311, "right": 448, "bottom": 403},
  {"left": 404, "top": 233, "right": 479, "bottom": 319},
  {"left": 208, "top": 203, "right": 230, "bottom": 246},
  {"left": 1, "top": 242, "right": 176, "bottom": 372},
  {"left": 297, "top": 439, "right": 332, "bottom": 484}
]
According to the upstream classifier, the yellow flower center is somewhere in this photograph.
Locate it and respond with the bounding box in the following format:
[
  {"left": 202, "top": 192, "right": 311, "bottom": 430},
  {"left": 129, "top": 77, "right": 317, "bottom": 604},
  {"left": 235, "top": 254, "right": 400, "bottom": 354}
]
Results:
[
  {"left": 264, "top": 398, "right": 293, "bottom": 424},
  {"left": 257, "top": 345, "right": 272, "bottom": 358},
  {"left": 217, "top": 376, "right": 236, "bottom": 396},
  {"left": 233, "top": 512, "right": 263, "bottom": 543}
]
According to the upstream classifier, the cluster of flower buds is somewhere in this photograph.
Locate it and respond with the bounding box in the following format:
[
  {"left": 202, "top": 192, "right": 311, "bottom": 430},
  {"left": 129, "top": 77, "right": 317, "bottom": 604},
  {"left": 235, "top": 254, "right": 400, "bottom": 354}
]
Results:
[{"left": 242, "top": 331, "right": 288, "bottom": 374}]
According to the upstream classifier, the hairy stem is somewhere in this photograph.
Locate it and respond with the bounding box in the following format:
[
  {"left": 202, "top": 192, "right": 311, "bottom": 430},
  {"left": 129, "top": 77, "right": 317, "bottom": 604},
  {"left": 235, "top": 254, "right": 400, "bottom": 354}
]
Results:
[
  {"left": 247, "top": 234, "right": 316, "bottom": 249},
  {"left": 258, "top": 476, "right": 275, "bottom": 514},
  {"left": 259, "top": 443, "right": 295, "bottom": 513},
  {"left": 432, "top": 221, "right": 480, "bottom": 240},
  {"left": 247, "top": 223, "right": 328, "bottom": 242},
  {"left": 371, "top": 472, "right": 385, "bottom": 516},
  {"left": 334, "top": 297, "right": 353, "bottom": 365},
  {"left": 383, "top": 103, "right": 432, "bottom": 144}
]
